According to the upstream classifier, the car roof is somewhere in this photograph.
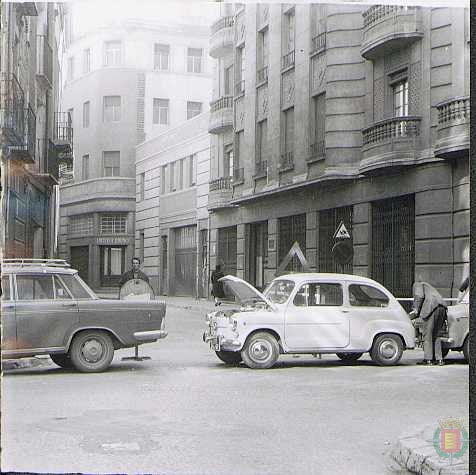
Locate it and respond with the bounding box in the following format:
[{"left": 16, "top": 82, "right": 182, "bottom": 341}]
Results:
[
  {"left": 275, "top": 273, "right": 384, "bottom": 286},
  {"left": 2, "top": 266, "right": 78, "bottom": 275}
]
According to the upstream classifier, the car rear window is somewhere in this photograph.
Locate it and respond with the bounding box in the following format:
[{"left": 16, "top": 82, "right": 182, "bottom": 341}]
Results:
[
  {"left": 349, "top": 284, "right": 389, "bottom": 307},
  {"left": 17, "top": 275, "right": 54, "bottom": 300}
]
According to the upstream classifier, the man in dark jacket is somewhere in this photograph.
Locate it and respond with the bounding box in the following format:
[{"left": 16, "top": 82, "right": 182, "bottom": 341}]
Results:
[
  {"left": 119, "top": 257, "right": 149, "bottom": 287},
  {"left": 410, "top": 281, "right": 447, "bottom": 365},
  {"left": 210, "top": 264, "right": 225, "bottom": 303}
]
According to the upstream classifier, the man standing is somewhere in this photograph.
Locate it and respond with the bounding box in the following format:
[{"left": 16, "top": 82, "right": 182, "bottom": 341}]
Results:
[
  {"left": 210, "top": 264, "right": 225, "bottom": 303},
  {"left": 410, "top": 281, "right": 447, "bottom": 366},
  {"left": 119, "top": 257, "right": 149, "bottom": 287}
]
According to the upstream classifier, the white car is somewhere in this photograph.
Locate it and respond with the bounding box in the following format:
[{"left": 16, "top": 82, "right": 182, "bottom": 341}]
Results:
[{"left": 203, "top": 273, "right": 415, "bottom": 369}]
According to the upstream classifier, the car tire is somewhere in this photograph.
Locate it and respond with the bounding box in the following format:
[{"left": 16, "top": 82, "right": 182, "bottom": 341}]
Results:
[
  {"left": 50, "top": 353, "right": 74, "bottom": 369},
  {"left": 70, "top": 330, "right": 115, "bottom": 373},
  {"left": 336, "top": 352, "right": 363, "bottom": 362},
  {"left": 241, "top": 332, "right": 279, "bottom": 369},
  {"left": 215, "top": 350, "right": 242, "bottom": 365},
  {"left": 463, "top": 337, "right": 469, "bottom": 363},
  {"left": 370, "top": 334, "right": 403, "bottom": 366}
]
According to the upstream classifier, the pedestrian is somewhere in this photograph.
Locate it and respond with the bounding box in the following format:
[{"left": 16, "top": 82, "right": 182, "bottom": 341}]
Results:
[
  {"left": 409, "top": 281, "right": 448, "bottom": 366},
  {"left": 211, "top": 264, "right": 225, "bottom": 304},
  {"left": 119, "top": 257, "right": 149, "bottom": 287}
]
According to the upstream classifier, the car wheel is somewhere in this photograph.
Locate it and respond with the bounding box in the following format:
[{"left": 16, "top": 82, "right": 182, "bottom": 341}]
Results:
[
  {"left": 241, "top": 332, "right": 279, "bottom": 369},
  {"left": 50, "top": 353, "right": 74, "bottom": 369},
  {"left": 370, "top": 334, "right": 403, "bottom": 366},
  {"left": 215, "top": 350, "right": 242, "bottom": 365},
  {"left": 70, "top": 330, "right": 114, "bottom": 373},
  {"left": 463, "top": 337, "right": 469, "bottom": 363},
  {"left": 336, "top": 352, "right": 363, "bottom": 362}
]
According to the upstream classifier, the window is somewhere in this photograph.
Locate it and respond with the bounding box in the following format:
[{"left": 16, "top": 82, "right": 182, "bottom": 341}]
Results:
[
  {"left": 103, "top": 151, "right": 120, "bottom": 177},
  {"left": 100, "top": 214, "right": 127, "bottom": 234},
  {"left": 224, "top": 65, "right": 233, "bottom": 95},
  {"left": 103, "top": 96, "right": 121, "bottom": 122},
  {"left": 393, "top": 78, "right": 408, "bottom": 117},
  {"left": 235, "top": 131, "right": 244, "bottom": 170},
  {"left": 312, "top": 93, "right": 326, "bottom": 147},
  {"left": 68, "top": 215, "right": 94, "bottom": 236},
  {"left": 53, "top": 275, "right": 72, "bottom": 300},
  {"left": 161, "top": 165, "right": 167, "bottom": 194},
  {"left": 236, "top": 46, "right": 245, "bottom": 93},
  {"left": 139, "top": 172, "right": 145, "bottom": 201},
  {"left": 16, "top": 275, "right": 54, "bottom": 300},
  {"left": 178, "top": 159, "right": 184, "bottom": 190},
  {"left": 139, "top": 231, "right": 145, "bottom": 262},
  {"left": 154, "top": 44, "right": 170, "bottom": 70},
  {"left": 67, "top": 57, "right": 74, "bottom": 80},
  {"left": 104, "top": 40, "right": 121, "bottom": 66},
  {"left": 2, "top": 275, "right": 11, "bottom": 300},
  {"left": 284, "top": 9, "right": 295, "bottom": 53},
  {"left": 189, "top": 154, "right": 197, "bottom": 186},
  {"left": 187, "top": 48, "right": 203, "bottom": 73},
  {"left": 187, "top": 101, "right": 202, "bottom": 120},
  {"left": 60, "top": 274, "right": 91, "bottom": 299},
  {"left": 100, "top": 246, "right": 126, "bottom": 285},
  {"left": 83, "top": 101, "right": 90, "bottom": 128},
  {"left": 153, "top": 98, "right": 169, "bottom": 125},
  {"left": 349, "top": 284, "right": 389, "bottom": 308},
  {"left": 82, "top": 154, "right": 89, "bottom": 180},
  {"left": 67, "top": 108, "right": 74, "bottom": 127},
  {"left": 293, "top": 283, "right": 343, "bottom": 307},
  {"left": 83, "top": 48, "right": 91, "bottom": 74},
  {"left": 224, "top": 145, "right": 234, "bottom": 177},
  {"left": 257, "top": 119, "right": 268, "bottom": 163},
  {"left": 258, "top": 28, "right": 269, "bottom": 69},
  {"left": 283, "top": 107, "right": 294, "bottom": 153},
  {"left": 169, "top": 161, "right": 175, "bottom": 192}
]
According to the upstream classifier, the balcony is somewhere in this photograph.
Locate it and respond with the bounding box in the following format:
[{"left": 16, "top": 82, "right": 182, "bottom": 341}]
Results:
[
  {"left": 53, "top": 112, "right": 73, "bottom": 160},
  {"left": 434, "top": 97, "right": 469, "bottom": 159},
  {"left": 253, "top": 160, "right": 268, "bottom": 179},
  {"left": 29, "top": 138, "right": 59, "bottom": 186},
  {"left": 278, "top": 151, "right": 294, "bottom": 172},
  {"left": 282, "top": 50, "right": 295, "bottom": 71},
  {"left": 9, "top": 105, "right": 36, "bottom": 163},
  {"left": 311, "top": 32, "right": 327, "bottom": 55},
  {"left": 256, "top": 66, "right": 268, "bottom": 86},
  {"left": 208, "top": 176, "right": 233, "bottom": 210},
  {"left": 307, "top": 141, "right": 326, "bottom": 163},
  {"left": 232, "top": 167, "right": 244, "bottom": 185},
  {"left": 36, "top": 35, "right": 53, "bottom": 88},
  {"left": 208, "top": 96, "right": 233, "bottom": 134},
  {"left": 361, "top": 6, "right": 423, "bottom": 60},
  {"left": 209, "top": 16, "right": 234, "bottom": 58},
  {"left": 235, "top": 80, "right": 245, "bottom": 96},
  {"left": 0, "top": 73, "right": 25, "bottom": 145},
  {"left": 361, "top": 116, "right": 421, "bottom": 173}
]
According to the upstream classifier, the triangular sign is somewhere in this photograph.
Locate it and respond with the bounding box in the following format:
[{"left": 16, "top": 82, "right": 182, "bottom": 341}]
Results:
[
  {"left": 276, "top": 241, "right": 311, "bottom": 276},
  {"left": 333, "top": 221, "right": 351, "bottom": 240}
]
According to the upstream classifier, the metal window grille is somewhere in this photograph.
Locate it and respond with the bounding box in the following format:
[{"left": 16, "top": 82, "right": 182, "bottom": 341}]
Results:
[
  {"left": 319, "top": 206, "right": 353, "bottom": 273},
  {"left": 217, "top": 226, "right": 237, "bottom": 275},
  {"left": 371, "top": 195, "right": 415, "bottom": 298},
  {"left": 278, "top": 214, "right": 306, "bottom": 272},
  {"left": 68, "top": 215, "right": 94, "bottom": 236},
  {"left": 100, "top": 215, "right": 127, "bottom": 234}
]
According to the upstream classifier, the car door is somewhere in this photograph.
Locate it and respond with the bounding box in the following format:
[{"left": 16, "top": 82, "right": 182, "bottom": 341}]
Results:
[
  {"left": 15, "top": 273, "right": 79, "bottom": 351},
  {"left": 284, "top": 281, "right": 350, "bottom": 350},
  {"left": 1, "top": 274, "right": 17, "bottom": 351}
]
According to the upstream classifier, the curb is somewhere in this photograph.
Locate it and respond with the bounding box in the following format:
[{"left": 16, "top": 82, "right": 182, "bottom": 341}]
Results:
[
  {"left": 389, "top": 425, "right": 469, "bottom": 474},
  {"left": 2, "top": 356, "right": 53, "bottom": 371}
]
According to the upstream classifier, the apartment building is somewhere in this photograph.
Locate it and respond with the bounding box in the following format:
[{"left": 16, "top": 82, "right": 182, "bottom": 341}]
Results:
[
  {"left": 208, "top": 3, "right": 469, "bottom": 298},
  {"left": 1, "top": 2, "right": 72, "bottom": 259},
  {"left": 58, "top": 18, "right": 212, "bottom": 290},
  {"left": 135, "top": 112, "right": 210, "bottom": 296}
]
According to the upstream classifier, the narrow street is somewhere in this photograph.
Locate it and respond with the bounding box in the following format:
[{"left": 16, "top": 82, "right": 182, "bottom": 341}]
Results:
[{"left": 2, "top": 301, "right": 468, "bottom": 475}]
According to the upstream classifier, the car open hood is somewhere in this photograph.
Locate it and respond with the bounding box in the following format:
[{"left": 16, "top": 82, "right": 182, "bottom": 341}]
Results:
[{"left": 219, "top": 275, "right": 276, "bottom": 310}]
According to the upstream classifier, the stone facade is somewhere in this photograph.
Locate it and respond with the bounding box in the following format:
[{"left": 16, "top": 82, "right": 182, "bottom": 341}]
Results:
[{"left": 208, "top": 3, "right": 469, "bottom": 298}]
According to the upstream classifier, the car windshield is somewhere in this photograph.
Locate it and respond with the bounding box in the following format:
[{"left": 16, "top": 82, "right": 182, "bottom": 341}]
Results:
[{"left": 263, "top": 279, "right": 295, "bottom": 304}]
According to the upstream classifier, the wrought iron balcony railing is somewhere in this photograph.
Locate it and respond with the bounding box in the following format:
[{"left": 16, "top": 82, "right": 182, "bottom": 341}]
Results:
[
  {"left": 209, "top": 176, "right": 233, "bottom": 192},
  {"left": 254, "top": 160, "right": 268, "bottom": 178},
  {"left": 363, "top": 116, "right": 421, "bottom": 146},
  {"left": 307, "top": 141, "right": 326, "bottom": 161},
  {"left": 0, "top": 73, "right": 25, "bottom": 144},
  {"left": 54, "top": 111, "right": 73, "bottom": 145},
  {"left": 311, "top": 32, "right": 327, "bottom": 55},
  {"left": 235, "top": 80, "right": 245, "bottom": 96},
  {"left": 36, "top": 35, "right": 53, "bottom": 87},
  {"left": 256, "top": 66, "right": 268, "bottom": 84},
  {"left": 211, "top": 16, "right": 234, "bottom": 35},
  {"left": 210, "top": 96, "right": 233, "bottom": 113},
  {"left": 9, "top": 104, "right": 36, "bottom": 162},
  {"left": 278, "top": 151, "right": 294, "bottom": 171},
  {"left": 282, "top": 50, "right": 295, "bottom": 70}
]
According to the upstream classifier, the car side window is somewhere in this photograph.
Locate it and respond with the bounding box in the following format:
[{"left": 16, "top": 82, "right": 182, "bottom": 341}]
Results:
[
  {"left": 60, "top": 274, "right": 91, "bottom": 299},
  {"left": 349, "top": 284, "right": 389, "bottom": 307},
  {"left": 293, "top": 283, "right": 343, "bottom": 307},
  {"left": 16, "top": 275, "right": 54, "bottom": 301},
  {"left": 1, "top": 275, "right": 11, "bottom": 301},
  {"left": 53, "top": 276, "right": 72, "bottom": 300}
]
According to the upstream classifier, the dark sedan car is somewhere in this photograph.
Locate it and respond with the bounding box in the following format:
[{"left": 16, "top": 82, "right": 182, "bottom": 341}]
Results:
[{"left": 1, "top": 259, "right": 167, "bottom": 372}]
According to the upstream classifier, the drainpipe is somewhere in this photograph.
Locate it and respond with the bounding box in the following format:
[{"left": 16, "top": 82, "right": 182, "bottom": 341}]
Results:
[{"left": 450, "top": 160, "right": 455, "bottom": 299}]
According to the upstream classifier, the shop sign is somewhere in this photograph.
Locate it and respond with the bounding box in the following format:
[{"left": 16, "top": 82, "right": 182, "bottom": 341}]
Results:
[{"left": 97, "top": 237, "right": 129, "bottom": 246}]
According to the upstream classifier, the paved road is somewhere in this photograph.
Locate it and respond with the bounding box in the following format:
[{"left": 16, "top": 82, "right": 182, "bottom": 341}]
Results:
[{"left": 2, "top": 302, "right": 468, "bottom": 474}]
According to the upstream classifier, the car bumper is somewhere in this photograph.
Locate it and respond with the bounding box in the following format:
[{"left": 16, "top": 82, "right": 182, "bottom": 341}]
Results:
[
  {"left": 134, "top": 330, "right": 168, "bottom": 341},
  {"left": 203, "top": 331, "right": 241, "bottom": 351}
]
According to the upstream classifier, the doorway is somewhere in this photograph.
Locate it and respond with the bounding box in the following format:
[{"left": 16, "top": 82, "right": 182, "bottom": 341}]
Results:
[
  {"left": 247, "top": 221, "right": 268, "bottom": 290},
  {"left": 100, "top": 246, "right": 126, "bottom": 287},
  {"left": 70, "top": 246, "right": 90, "bottom": 283}
]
